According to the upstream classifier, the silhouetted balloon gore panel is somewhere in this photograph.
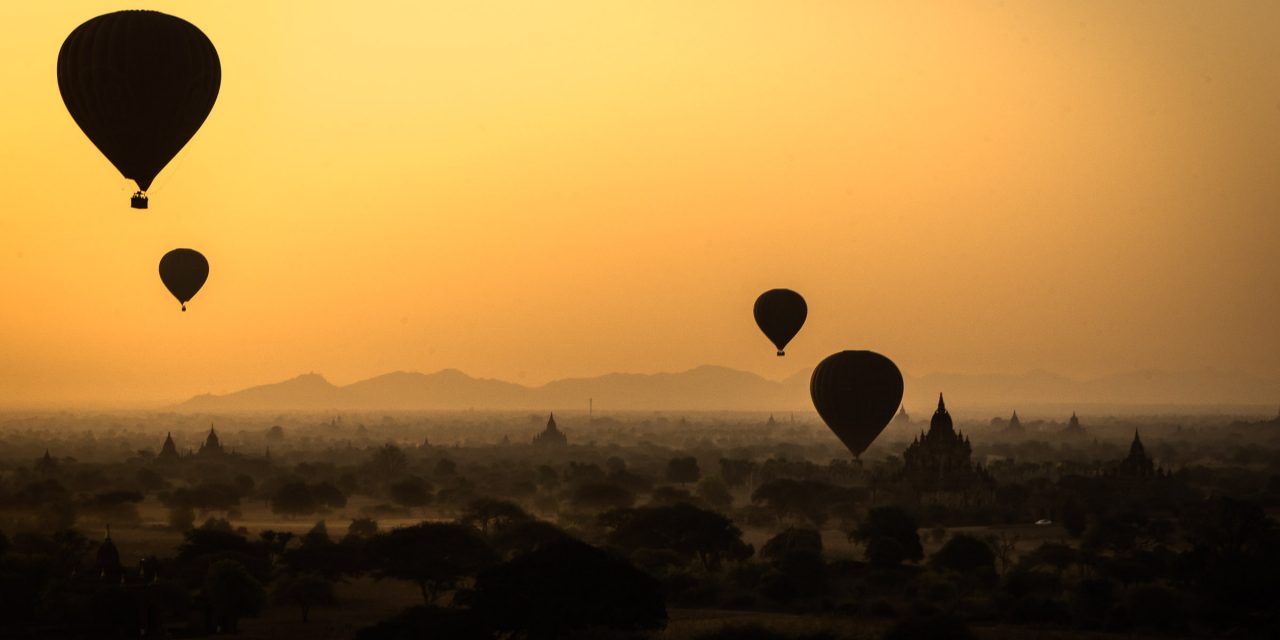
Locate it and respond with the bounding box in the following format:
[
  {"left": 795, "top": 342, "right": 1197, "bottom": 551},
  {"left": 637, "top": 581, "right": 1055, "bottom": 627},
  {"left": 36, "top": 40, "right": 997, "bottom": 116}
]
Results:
[
  {"left": 754, "top": 289, "right": 807, "bottom": 356},
  {"left": 57, "top": 11, "right": 220, "bottom": 208},
  {"left": 810, "top": 350, "right": 904, "bottom": 458},
  {"left": 159, "top": 249, "right": 209, "bottom": 312}
]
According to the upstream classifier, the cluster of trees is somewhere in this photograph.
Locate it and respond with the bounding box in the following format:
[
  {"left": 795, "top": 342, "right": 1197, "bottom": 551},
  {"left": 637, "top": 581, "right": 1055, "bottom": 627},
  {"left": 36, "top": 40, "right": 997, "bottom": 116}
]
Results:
[{"left": 1, "top": 414, "right": 1278, "bottom": 638}]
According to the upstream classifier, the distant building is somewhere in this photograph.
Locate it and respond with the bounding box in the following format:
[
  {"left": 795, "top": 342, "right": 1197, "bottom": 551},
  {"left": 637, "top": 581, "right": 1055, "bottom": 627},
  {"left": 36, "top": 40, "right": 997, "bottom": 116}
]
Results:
[
  {"left": 895, "top": 405, "right": 911, "bottom": 426},
  {"left": 158, "top": 432, "right": 180, "bottom": 461},
  {"left": 532, "top": 413, "right": 567, "bottom": 446},
  {"left": 96, "top": 527, "right": 122, "bottom": 580},
  {"left": 1061, "top": 412, "right": 1088, "bottom": 437},
  {"left": 766, "top": 414, "right": 777, "bottom": 427},
  {"left": 198, "top": 425, "right": 225, "bottom": 457},
  {"left": 35, "top": 449, "right": 58, "bottom": 474},
  {"left": 1007, "top": 411, "right": 1024, "bottom": 434},
  {"left": 900, "top": 394, "right": 993, "bottom": 503},
  {"left": 1114, "top": 430, "right": 1163, "bottom": 478}
]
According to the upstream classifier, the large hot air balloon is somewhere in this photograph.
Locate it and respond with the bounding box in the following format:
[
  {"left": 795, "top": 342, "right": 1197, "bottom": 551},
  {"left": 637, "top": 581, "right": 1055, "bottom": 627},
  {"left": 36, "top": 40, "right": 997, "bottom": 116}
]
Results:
[
  {"left": 57, "top": 11, "right": 221, "bottom": 209},
  {"left": 810, "top": 350, "right": 904, "bottom": 458},
  {"left": 159, "top": 249, "right": 209, "bottom": 311},
  {"left": 754, "top": 289, "right": 806, "bottom": 356}
]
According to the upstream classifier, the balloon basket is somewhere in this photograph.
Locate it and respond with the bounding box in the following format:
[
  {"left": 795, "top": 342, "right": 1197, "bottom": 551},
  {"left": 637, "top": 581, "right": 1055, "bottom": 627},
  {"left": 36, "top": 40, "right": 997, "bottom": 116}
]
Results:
[
  {"left": 131, "top": 193, "right": 149, "bottom": 209},
  {"left": 777, "top": 351, "right": 785, "bottom": 357}
]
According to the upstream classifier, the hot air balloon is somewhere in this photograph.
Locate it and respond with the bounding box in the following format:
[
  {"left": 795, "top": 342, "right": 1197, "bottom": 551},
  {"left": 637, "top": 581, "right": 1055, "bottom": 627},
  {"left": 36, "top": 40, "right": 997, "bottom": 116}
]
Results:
[
  {"left": 754, "top": 289, "right": 806, "bottom": 356},
  {"left": 810, "top": 350, "right": 904, "bottom": 458},
  {"left": 159, "top": 249, "right": 209, "bottom": 311},
  {"left": 57, "top": 11, "right": 221, "bottom": 209}
]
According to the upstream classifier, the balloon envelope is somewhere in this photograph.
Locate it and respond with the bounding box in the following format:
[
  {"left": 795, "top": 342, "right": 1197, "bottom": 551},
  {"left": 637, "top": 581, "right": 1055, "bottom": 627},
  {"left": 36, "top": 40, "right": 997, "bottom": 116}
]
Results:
[
  {"left": 159, "top": 249, "right": 209, "bottom": 311},
  {"left": 754, "top": 289, "right": 807, "bottom": 356},
  {"left": 57, "top": 11, "right": 220, "bottom": 204},
  {"left": 810, "top": 350, "right": 904, "bottom": 457}
]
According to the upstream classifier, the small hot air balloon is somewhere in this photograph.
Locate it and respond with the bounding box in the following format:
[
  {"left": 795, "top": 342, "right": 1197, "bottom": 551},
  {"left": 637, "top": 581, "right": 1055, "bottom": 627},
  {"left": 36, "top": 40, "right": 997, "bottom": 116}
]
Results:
[
  {"left": 57, "top": 11, "right": 221, "bottom": 209},
  {"left": 159, "top": 249, "right": 209, "bottom": 311},
  {"left": 754, "top": 289, "right": 806, "bottom": 356},
  {"left": 810, "top": 350, "right": 904, "bottom": 458}
]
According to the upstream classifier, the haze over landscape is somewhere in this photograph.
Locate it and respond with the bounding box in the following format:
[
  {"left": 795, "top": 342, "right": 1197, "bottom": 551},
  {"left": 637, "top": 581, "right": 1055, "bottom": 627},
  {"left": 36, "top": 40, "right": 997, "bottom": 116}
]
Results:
[
  {"left": 2, "top": 1, "right": 1279, "bottom": 408},
  {"left": 174, "top": 366, "right": 1279, "bottom": 415}
]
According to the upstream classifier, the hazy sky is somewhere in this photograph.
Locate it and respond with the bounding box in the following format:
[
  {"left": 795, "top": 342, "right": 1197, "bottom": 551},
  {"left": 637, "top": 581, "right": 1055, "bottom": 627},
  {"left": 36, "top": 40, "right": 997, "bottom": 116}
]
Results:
[{"left": 1, "top": 1, "right": 1277, "bottom": 408}]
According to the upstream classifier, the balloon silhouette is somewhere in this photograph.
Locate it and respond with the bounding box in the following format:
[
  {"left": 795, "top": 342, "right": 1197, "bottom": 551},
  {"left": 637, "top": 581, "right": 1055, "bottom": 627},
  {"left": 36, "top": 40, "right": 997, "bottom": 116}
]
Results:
[
  {"left": 159, "top": 249, "right": 209, "bottom": 311},
  {"left": 57, "top": 11, "right": 221, "bottom": 209},
  {"left": 810, "top": 350, "right": 904, "bottom": 458},
  {"left": 754, "top": 289, "right": 807, "bottom": 356}
]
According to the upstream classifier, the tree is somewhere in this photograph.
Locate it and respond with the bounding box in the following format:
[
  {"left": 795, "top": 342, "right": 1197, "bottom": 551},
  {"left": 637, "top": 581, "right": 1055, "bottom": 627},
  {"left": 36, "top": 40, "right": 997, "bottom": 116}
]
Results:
[
  {"left": 929, "top": 534, "right": 996, "bottom": 575},
  {"left": 1061, "top": 499, "right": 1087, "bottom": 537},
  {"left": 1184, "top": 496, "right": 1280, "bottom": 609},
  {"left": 761, "top": 527, "right": 823, "bottom": 563},
  {"left": 368, "top": 523, "right": 497, "bottom": 604},
  {"left": 388, "top": 476, "right": 432, "bottom": 511},
  {"left": 751, "top": 479, "right": 839, "bottom": 526},
  {"left": 569, "top": 482, "right": 635, "bottom": 512},
  {"left": 489, "top": 519, "right": 573, "bottom": 559},
  {"left": 473, "top": 539, "right": 666, "bottom": 640},
  {"left": 203, "top": 560, "right": 266, "bottom": 633},
  {"left": 984, "top": 532, "right": 1020, "bottom": 575},
  {"left": 666, "top": 457, "right": 701, "bottom": 484},
  {"left": 601, "top": 503, "right": 753, "bottom": 570},
  {"left": 460, "top": 498, "right": 532, "bottom": 536},
  {"left": 696, "top": 477, "right": 734, "bottom": 511},
  {"left": 272, "top": 482, "right": 318, "bottom": 517},
  {"left": 311, "top": 482, "right": 348, "bottom": 509},
  {"left": 347, "top": 517, "right": 378, "bottom": 539},
  {"left": 368, "top": 444, "right": 408, "bottom": 481},
  {"left": 273, "top": 573, "right": 336, "bottom": 622},
  {"left": 1024, "top": 541, "right": 1077, "bottom": 575},
  {"left": 719, "top": 458, "right": 758, "bottom": 488},
  {"left": 851, "top": 507, "right": 923, "bottom": 566},
  {"left": 650, "top": 485, "right": 695, "bottom": 506}
]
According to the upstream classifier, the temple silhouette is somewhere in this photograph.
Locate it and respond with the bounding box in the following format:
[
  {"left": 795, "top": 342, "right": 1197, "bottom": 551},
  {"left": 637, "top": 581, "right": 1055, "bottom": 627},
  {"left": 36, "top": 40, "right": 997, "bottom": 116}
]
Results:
[
  {"left": 532, "top": 413, "right": 567, "bottom": 446},
  {"left": 900, "top": 394, "right": 993, "bottom": 504}
]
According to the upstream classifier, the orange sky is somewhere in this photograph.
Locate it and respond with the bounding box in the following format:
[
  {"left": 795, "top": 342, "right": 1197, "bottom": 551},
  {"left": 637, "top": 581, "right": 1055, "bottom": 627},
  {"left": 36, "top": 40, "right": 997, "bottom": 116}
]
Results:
[{"left": 1, "top": 1, "right": 1278, "bottom": 408}]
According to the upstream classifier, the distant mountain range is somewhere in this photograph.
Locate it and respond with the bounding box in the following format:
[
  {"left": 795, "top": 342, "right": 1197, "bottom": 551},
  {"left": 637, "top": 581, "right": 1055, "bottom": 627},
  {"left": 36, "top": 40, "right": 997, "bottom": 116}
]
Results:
[{"left": 174, "top": 366, "right": 1278, "bottom": 414}]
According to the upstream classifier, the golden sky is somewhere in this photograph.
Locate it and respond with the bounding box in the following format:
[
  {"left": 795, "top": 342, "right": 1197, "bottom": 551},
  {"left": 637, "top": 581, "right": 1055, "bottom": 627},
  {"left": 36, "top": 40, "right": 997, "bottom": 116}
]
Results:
[{"left": 1, "top": 1, "right": 1277, "bottom": 408}]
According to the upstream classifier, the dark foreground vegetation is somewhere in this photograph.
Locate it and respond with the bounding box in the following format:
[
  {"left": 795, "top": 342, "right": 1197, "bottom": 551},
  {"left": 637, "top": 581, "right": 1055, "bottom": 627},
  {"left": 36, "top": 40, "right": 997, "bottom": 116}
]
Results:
[{"left": 0, "top": 408, "right": 1278, "bottom": 638}]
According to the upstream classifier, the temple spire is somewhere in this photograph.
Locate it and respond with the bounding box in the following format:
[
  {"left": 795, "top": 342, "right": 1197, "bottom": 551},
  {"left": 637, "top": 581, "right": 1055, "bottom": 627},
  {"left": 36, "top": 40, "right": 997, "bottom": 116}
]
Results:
[{"left": 937, "top": 393, "right": 946, "bottom": 412}]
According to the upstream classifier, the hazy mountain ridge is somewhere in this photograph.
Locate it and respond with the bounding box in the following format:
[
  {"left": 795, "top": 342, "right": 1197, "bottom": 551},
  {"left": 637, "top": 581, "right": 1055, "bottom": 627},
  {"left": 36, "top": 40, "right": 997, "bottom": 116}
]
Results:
[{"left": 174, "top": 366, "right": 1278, "bottom": 413}]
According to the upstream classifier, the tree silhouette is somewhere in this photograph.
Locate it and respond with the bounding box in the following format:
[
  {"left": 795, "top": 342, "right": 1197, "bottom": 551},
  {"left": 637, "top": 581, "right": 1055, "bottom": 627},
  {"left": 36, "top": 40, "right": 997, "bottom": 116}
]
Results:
[
  {"left": 203, "top": 559, "right": 265, "bottom": 633},
  {"left": 473, "top": 538, "right": 666, "bottom": 639},
  {"left": 930, "top": 534, "right": 996, "bottom": 579},
  {"left": 460, "top": 498, "right": 531, "bottom": 535},
  {"left": 272, "top": 482, "right": 318, "bottom": 518},
  {"left": 272, "top": 573, "right": 336, "bottom": 622},
  {"left": 666, "top": 457, "right": 701, "bottom": 484},
  {"left": 601, "top": 503, "right": 753, "bottom": 570},
  {"left": 368, "top": 523, "right": 497, "bottom": 604},
  {"left": 851, "top": 507, "right": 923, "bottom": 566},
  {"left": 388, "top": 476, "right": 432, "bottom": 511},
  {"left": 761, "top": 527, "right": 823, "bottom": 562}
]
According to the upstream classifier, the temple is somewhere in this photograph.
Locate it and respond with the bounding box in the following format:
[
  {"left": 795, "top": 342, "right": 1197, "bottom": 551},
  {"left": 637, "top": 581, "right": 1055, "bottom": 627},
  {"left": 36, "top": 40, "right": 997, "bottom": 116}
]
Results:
[
  {"left": 158, "top": 432, "right": 180, "bottom": 461},
  {"left": 1113, "top": 430, "right": 1165, "bottom": 479},
  {"left": 532, "top": 413, "right": 567, "bottom": 446},
  {"left": 900, "top": 394, "right": 993, "bottom": 503},
  {"left": 197, "top": 425, "right": 225, "bottom": 457},
  {"left": 1061, "top": 411, "right": 1088, "bottom": 437},
  {"left": 1006, "top": 410, "right": 1023, "bottom": 434},
  {"left": 895, "top": 405, "right": 911, "bottom": 426}
]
